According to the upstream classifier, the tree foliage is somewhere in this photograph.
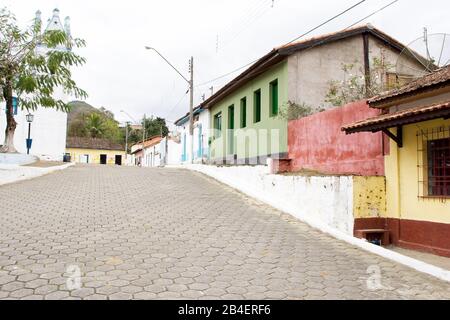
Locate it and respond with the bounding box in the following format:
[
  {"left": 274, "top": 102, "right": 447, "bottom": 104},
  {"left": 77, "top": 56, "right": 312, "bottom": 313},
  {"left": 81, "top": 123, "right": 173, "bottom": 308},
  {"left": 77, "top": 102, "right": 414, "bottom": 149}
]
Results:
[
  {"left": 325, "top": 56, "right": 394, "bottom": 107},
  {"left": 143, "top": 116, "right": 169, "bottom": 138},
  {"left": 0, "top": 8, "right": 87, "bottom": 152},
  {"left": 277, "top": 101, "right": 318, "bottom": 121},
  {"left": 67, "top": 108, "right": 124, "bottom": 143}
]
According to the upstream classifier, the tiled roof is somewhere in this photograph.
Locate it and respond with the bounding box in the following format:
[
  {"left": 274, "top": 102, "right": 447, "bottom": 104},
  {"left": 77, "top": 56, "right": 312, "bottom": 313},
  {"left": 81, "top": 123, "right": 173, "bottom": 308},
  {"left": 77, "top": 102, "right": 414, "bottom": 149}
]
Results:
[
  {"left": 66, "top": 137, "right": 124, "bottom": 151},
  {"left": 174, "top": 106, "right": 203, "bottom": 126},
  {"left": 342, "top": 101, "right": 450, "bottom": 133},
  {"left": 130, "top": 136, "right": 162, "bottom": 154},
  {"left": 369, "top": 65, "right": 450, "bottom": 105},
  {"left": 201, "top": 24, "right": 414, "bottom": 109}
]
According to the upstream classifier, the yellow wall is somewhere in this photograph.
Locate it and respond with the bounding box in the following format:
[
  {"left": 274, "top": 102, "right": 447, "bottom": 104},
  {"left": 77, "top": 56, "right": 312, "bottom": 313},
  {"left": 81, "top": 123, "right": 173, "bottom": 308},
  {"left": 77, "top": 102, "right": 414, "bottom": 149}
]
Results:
[
  {"left": 353, "top": 176, "right": 386, "bottom": 219},
  {"left": 384, "top": 118, "right": 450, "bottom": 224},
  {"left": 66, "top": 148, "right": 126, "bottom": 165}
]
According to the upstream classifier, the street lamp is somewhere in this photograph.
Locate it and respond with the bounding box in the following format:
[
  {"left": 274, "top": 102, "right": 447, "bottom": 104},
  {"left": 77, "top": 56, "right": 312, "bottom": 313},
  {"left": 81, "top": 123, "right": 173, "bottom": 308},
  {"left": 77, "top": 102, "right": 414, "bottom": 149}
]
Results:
[
  {"left": 26, "top": 113, "right": 34, "bottom": 155},
  {"left": 145, "top": 46, "right": 194, "bottom": 164},
  {"left": 120, "top": 110, "right": 140, "bottom": 165}
]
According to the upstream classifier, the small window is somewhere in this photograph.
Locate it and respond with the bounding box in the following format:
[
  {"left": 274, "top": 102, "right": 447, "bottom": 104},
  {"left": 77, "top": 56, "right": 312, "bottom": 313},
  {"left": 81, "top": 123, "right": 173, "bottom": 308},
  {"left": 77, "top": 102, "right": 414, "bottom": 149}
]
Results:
[
  {"left": 240, "top": 97, "right": 247, "bottom": 128},
  {"left": 254, "top": 89, "right": 261, "bottom": 123},
  {"left": 214, "top": 112, "right": 222, "bottom": 138},
  {"left": 427, "top": 138, "right": 450, "bottom": 197},
  {"left": 228, "top": 105, "right": 235, "bottom": 154},
  {"left": 270, "top": 79, "right": 278, "bottom": 116},
  {"left": 228, "top": 105, "right": 234, "bottom": 130}
]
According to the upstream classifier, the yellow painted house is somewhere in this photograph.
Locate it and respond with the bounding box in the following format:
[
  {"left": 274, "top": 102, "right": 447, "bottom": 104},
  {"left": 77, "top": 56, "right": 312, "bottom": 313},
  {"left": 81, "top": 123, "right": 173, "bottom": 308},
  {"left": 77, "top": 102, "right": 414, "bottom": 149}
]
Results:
[
  {"left": 66, "top": 137, "right": 126, "bottom": 165},
  {"left": 344, "top": 66, "right": 450, "bottom": 257}
]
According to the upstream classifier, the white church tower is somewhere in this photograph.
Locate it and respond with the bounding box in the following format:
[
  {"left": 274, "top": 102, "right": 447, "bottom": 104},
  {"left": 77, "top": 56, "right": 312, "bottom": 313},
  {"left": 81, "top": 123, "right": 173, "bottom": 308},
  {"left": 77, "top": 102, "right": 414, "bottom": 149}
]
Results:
[{"left": 0, "top": 9, "right": 73, "bottom": 161}]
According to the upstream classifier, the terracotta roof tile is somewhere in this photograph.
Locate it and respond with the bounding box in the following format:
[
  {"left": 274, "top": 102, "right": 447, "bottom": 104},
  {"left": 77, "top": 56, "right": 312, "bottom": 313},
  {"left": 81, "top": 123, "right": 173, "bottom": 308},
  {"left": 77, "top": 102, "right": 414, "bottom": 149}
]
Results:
[
  {"left": 202, "top": 24, "right": 415, "bottom": 110},
  {"left": 342, "top": 101, "right": 450, "bottom": 133},
  {"left": 369, "top": 65, "right": 450, "bottom": 105}
]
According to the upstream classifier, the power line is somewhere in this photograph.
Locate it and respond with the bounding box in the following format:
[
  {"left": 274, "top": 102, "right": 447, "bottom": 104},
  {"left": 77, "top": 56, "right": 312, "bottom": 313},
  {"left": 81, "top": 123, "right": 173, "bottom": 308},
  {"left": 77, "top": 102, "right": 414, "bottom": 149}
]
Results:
[
  {"left": 344, "top": 0, "right": 400, "bottom": 30},
  {"left": 284, "top": 0, "right": 367, "bottom": 45},
  {"left": 197, "top": 0, "right": 404, "bottom": 101},
  {"left": 166, "top": 89, "right": 189, "bottom": 119},
  {"left": 221, "top": 0, "right": 274, "bottom": 50},
  {"left": 220, "top": 0, "right": 271, "bottom": 40},
  {"left": 196, "top": 59, "right": 259, "bottom": 88},
  {"left": 196, "top": 0, "right": 368, "bottom": 89}
]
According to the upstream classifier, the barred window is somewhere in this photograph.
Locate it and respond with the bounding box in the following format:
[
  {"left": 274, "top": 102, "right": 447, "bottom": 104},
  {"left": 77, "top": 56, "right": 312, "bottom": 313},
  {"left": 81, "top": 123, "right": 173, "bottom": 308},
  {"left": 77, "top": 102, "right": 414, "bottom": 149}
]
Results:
[
  {"left": 417, "top": 126, "right": 450, "bottom": 199},
  {"left": 428, "top": 138, "right": 450, "bottom": 197}
]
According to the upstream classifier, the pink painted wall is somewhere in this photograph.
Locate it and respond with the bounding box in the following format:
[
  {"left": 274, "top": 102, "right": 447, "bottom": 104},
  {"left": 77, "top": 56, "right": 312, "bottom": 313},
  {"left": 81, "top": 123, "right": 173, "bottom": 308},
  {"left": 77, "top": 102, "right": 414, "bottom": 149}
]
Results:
[{"left": 288, "top": 100, "right": 385, "bottom": 176}]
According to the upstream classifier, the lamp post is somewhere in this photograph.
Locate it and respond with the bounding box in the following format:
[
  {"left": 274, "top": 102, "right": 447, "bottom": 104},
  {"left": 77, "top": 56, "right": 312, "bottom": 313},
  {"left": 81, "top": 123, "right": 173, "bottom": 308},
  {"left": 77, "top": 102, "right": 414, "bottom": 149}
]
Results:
[
  {"left": 145, "top": 46, "right": 194, "bottom": 164},
  {"left": 26, "top": 113, "right": 34, "bottom": 155},
  {"left": 120, "top": 110, "right": 142, "bottom": 166}
]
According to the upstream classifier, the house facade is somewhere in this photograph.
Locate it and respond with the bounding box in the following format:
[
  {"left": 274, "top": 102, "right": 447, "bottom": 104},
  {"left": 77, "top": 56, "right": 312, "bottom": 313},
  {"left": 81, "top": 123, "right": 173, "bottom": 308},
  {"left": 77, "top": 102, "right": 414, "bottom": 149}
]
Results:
[
  {"left": 159, "top": 134, "right": 182, "bottom": 166},
  {"left": 66, "top": 137, "right": 125, "bottom": 165},
  {"left": 175, "top": 106, "right": 210, "bottom": 164},
  {"left": 143, "top": 137, "right": 163, "bottom": 167},
  {"left": 0, "top": 9, "right": 72, "bottom": 161},
  {"left": 202, "top": 25, "right": 425, "bottom": 165},
  {"left": 130, "top": 136, "right": 162, "bottom": 167},
  {"left": 343, "top": 66, "right": 450, "bottom": 257}
]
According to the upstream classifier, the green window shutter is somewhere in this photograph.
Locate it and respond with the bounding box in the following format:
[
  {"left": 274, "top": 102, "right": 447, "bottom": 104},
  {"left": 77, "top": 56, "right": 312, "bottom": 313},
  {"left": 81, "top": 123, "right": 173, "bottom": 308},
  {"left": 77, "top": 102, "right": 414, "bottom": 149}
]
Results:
[
  {"left": 214, "top": 112, "right": 222, "bottom": 138},
  {"left": 254, "top": 89, "right": 261, "bottom": 123},
  {"left": 228, "top": 105, "right": 235, "bottom": 154},
  {"left": 228, "top": 105, "right": 234, "bottom": 130},
  {"left": 240, "top": 98, "right": 247, "bottom": 128},
  {"left": 270, "top": 79, "right": 278, "bottom": 116}
]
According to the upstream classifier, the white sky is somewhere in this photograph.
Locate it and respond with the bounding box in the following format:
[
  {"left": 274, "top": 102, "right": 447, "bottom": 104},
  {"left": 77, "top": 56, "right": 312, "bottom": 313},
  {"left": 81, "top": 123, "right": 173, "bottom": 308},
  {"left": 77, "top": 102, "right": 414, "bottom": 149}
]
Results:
[{"left": 2, "top": 0, "right": 450, "bottom": 124}]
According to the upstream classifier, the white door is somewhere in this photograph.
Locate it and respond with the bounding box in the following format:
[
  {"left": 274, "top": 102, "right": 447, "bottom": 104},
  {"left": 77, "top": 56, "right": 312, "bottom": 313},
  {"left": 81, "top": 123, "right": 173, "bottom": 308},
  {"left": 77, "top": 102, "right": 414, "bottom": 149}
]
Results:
[{"left": 79, "top": 154, "right": 89, "bottom": 164}]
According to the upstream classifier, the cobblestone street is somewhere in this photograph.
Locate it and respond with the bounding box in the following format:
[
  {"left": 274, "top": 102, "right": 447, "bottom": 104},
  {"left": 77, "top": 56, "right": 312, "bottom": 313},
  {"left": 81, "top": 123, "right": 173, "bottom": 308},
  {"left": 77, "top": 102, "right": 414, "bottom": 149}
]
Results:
[{"left": 0, "top": 165, "right": 449, "bottom": 300}]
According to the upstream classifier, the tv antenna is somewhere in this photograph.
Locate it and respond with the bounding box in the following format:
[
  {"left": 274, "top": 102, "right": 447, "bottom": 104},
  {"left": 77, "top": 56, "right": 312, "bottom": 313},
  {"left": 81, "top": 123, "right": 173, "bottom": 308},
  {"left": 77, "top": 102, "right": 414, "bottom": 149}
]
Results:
[{"left": 396, "top": 28, "right": 450, "bottom": 80}]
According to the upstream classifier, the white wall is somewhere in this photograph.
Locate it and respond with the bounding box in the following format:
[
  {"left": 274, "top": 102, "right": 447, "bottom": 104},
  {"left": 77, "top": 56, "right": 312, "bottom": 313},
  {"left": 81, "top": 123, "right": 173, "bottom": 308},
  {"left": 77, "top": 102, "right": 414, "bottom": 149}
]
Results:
[
  {"left": 184, "top": 164, "right": 355, "bottom": 235},
  {"left": 177, "top": 109, "right": 210, "bottom": 164},
  {"left": 0, "top": 105, "right": 67, "bottom": 161},
  {"left": 0, "top": 10, "right": 71, "bottom": 162},
  {"left": 143, "top": 144, "right": 161, "bottom": 167},
  {"left": 164, "top": 138, "right": 181, "bottom": 166}
]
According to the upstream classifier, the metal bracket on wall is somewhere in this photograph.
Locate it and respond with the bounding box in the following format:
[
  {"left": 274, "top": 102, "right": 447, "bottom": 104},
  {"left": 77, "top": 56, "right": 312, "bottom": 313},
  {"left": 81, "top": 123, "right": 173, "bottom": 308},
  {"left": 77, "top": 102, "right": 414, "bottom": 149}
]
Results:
[{"left": 382, "top": 126, "right": 403, "bottom": 148}]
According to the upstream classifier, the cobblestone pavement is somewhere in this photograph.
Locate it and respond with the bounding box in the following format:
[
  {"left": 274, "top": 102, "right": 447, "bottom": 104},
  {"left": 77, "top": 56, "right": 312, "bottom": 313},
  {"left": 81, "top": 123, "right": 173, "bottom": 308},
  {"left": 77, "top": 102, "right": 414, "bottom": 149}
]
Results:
[{"left": 0, "top": 165, "right": 449, "bottom": 300}]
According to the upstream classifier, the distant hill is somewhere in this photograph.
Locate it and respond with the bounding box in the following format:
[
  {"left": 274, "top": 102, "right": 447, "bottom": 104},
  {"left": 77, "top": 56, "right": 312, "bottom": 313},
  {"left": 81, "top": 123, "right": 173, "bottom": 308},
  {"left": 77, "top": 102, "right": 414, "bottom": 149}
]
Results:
[{"left": 67, "top": 101, "right": 97, "bottom": 123}]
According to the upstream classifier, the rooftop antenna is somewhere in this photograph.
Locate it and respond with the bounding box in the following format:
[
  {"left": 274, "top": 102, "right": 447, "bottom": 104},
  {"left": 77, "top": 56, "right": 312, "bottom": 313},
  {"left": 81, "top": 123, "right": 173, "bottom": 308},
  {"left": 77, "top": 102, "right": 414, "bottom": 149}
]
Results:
[{"left": 396, "top": 30, "right": 450, "bottom": 80}]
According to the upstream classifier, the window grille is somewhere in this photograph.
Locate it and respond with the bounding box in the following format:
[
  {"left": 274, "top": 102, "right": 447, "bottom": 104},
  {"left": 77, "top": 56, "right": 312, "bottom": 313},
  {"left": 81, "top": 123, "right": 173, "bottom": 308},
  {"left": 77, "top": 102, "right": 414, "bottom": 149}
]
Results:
[{"left": 417, "top": 126, "right": 450, "bottom": 200}]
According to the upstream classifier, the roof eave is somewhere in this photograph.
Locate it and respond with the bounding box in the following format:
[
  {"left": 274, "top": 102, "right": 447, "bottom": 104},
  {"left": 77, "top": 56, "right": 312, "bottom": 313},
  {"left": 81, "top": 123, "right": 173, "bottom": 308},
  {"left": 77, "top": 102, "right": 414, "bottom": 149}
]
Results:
[
  {"left": 369, "top": 80, "right": 450, "bottom": 108},
  {"left": 202, "top": 50, "right": 284, "bottom": 109},
  {"left": 343, "top": 107, "right": 450, "bottom": 134}
]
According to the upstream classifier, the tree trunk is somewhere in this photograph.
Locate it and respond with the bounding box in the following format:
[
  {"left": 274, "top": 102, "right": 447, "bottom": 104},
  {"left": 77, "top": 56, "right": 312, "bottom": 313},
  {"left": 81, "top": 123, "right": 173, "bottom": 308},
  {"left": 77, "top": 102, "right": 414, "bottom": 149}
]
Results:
[{"left": 1, "top": 84, "right": 18, "bottom": 153}]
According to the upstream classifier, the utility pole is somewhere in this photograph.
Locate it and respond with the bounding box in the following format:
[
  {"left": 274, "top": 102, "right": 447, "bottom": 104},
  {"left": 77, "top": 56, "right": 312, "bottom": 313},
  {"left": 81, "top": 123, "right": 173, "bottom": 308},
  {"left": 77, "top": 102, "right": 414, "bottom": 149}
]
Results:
[
  {"left": 125, "top": 121, "right": 130, "bottom": 163},
  {"left": 189, "top": 56, "right": 194, "bottom": 164},
  {"left": 144, "top": 47, "right": 194, "bottom": 164},
  {"left": 142, "top": 114, "right": 146, "bottom": 167}
]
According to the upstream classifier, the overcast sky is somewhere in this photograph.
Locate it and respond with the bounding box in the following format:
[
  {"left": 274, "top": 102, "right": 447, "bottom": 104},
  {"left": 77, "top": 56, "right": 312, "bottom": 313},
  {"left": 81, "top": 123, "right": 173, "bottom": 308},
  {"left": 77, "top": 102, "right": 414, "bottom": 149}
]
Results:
[{"left": 2, "top": 0, "right": 450, "bottom": 124}]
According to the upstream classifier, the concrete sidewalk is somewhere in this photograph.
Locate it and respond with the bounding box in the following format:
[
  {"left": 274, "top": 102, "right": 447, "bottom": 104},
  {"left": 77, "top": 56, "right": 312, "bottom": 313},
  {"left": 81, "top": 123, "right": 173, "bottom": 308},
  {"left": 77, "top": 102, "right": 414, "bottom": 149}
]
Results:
[{"left": 0, "top": 162, "right": 74, "bottom": 186}]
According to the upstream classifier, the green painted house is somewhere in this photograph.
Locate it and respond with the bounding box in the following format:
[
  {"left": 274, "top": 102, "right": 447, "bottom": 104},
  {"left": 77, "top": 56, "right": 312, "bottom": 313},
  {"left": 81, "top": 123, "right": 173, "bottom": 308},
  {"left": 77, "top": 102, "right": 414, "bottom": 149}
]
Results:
[{"left": 202, "top": 25, "right": 425, "bottom": 165}]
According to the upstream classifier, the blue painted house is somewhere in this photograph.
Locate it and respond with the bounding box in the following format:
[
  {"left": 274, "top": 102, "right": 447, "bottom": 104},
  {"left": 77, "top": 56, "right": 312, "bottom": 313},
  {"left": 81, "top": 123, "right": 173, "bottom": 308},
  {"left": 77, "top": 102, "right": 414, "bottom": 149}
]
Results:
[{"left": 174, "top": 106, "right": 210, "bottom": 164}]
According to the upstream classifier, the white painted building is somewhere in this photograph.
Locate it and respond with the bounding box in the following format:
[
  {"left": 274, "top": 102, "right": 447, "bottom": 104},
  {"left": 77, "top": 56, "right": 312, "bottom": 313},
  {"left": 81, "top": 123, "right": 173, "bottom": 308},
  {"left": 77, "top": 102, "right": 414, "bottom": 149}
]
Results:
[
  {"left": 174, "top": 107, "right": 210, "bottom": 164},
  {"left": 160, "top": 135, "right": 182, "bottom": 166},
  {"left": 0, "top": 9, "right": 72, "bottom": 161}
]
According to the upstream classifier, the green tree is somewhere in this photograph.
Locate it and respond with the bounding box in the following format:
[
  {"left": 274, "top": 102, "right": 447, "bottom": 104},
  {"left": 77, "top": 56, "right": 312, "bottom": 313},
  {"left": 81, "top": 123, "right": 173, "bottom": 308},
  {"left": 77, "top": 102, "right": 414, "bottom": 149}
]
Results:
[
  {"left": 84, "top": 113, "right": 105, "bottom": 139},
  {"left": 68, "top": 109, "right": 124, "bottom": 144},
  {"left": 325, "top": 56, "right": 395, "bottom": 107},
  {"left": 0, "top": 8, "right": 87, "bottom": 153},
  {"left": 143, "top": 116, "right": 169, "bottom": 138}
]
